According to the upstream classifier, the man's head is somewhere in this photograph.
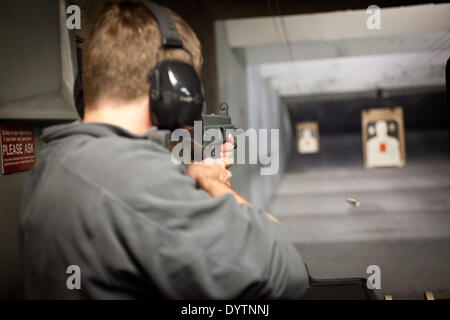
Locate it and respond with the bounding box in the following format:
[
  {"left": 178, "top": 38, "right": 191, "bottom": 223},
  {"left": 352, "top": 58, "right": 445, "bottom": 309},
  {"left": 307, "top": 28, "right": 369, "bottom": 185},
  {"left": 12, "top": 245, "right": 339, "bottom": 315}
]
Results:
[{"left": 81, "top": 0, "right": 203, "bottom": 132}]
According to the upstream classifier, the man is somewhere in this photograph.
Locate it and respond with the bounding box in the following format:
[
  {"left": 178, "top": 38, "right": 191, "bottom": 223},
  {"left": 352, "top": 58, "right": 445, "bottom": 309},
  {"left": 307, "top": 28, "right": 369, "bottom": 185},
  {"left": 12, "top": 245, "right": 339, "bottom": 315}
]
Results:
[{"left": 19, "top": 1, "right": 308, "bottom": 299}]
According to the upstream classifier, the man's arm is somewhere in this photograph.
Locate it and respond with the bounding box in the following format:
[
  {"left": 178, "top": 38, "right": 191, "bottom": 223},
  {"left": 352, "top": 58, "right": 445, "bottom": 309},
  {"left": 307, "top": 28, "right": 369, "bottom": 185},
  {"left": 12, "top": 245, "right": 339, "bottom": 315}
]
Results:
[
  {"left": 97, "top": 144, "right": 309, "bottom": 299},
  {"left": 187, "top": 161, "right": 279, "bottom": 223}
]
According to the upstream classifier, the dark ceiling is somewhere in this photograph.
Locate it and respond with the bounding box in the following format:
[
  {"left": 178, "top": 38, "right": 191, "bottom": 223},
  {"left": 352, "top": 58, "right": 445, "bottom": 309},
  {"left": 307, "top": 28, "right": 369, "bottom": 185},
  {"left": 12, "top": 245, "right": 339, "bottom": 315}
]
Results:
[
  {"left": 166, "top": 0, "right": 450, "bottom": 20},
  {"left": 287, "top": 87, "right": 448, "bottom": 134}
]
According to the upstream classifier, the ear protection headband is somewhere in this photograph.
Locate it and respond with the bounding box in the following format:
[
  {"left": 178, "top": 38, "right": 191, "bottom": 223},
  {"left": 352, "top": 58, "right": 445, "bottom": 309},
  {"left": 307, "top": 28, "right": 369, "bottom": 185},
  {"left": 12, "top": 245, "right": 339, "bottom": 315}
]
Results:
[{"left": 73, "top": 0, "right": 204, "bottom": 130}]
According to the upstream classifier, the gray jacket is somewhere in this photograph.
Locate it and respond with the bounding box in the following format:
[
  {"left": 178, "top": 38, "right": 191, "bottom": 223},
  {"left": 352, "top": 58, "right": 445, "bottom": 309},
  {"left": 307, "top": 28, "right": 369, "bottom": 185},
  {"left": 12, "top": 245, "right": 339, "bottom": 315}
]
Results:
[{"left": 19, "top": 123, "right": 308, "bottom": 299}]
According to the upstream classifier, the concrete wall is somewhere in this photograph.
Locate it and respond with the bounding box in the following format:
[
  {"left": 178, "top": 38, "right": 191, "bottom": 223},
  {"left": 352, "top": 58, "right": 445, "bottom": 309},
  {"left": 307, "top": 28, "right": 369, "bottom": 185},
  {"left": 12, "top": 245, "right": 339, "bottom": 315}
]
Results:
[
  {"left": 215, "top": 21, "right": 292, "bottom": 209},
  {"left": 0, "top": 0, "right": 78, "bottom": 120},
  {"left": 215, "top": 21, "right": 253, "bottom": 201},
  {"left": 0, "top": 0, "right": 78, "bottom": 298},
  {"left": 225, "top": 4, "right": 450, "bottom": 98},
  {"left": 0, "top": 169, "right": 29, "bottom": 298},
  {"left": 246, "top": 66, "right": 292, "bottom": 208},
  {"left": 224, "top": 3, "right": 450, "bottom": 47},
  {"left": 0, "top": 128, "right": 47, "bottom": 299}
]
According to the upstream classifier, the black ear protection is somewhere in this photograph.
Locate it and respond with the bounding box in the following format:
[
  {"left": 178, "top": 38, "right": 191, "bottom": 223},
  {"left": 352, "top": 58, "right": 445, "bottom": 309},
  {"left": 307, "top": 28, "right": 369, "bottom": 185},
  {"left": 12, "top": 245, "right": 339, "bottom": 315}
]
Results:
[
  {"left": 73, "top": 35, "right": 84, "bottom": 118},
  {"left": 73, "top": 0, "right": 204, "bottom": 130}
]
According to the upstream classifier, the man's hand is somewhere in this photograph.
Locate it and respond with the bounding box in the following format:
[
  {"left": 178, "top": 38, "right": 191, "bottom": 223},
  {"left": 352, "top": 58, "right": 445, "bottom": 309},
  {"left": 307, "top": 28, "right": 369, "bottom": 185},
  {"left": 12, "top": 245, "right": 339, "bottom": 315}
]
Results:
[
  {"left": 187, "top": 159, "right": 232, "bottom": 187},
  {"left": 202, "top": 134, "right": 234, "bottom": 168},
  {"left": 220, "top": 134, "right": 234, "bottom": 168},
  {"left": 188, "top": 135, "right": 279, "bottom": 224}
]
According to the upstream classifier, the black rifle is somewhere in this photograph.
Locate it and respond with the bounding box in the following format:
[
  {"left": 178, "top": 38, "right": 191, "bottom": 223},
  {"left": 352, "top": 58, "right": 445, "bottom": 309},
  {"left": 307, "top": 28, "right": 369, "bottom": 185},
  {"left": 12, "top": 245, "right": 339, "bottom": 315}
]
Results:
[
  {"left": 161, "top": 103, "right": 239, "bottom": 160},
  {"left": 201, "top": 103, "right": 237, "bottom": 149}
]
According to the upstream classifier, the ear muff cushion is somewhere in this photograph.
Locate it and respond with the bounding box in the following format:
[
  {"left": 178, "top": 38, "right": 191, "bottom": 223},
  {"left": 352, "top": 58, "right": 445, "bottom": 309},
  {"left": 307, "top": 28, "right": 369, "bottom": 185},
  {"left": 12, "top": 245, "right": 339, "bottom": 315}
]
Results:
[
  {"left": 74, "top": 71, "right": 84, "bottom": 119},
  {"left": 149, "top": 60, "right": 203, "bottom": 130},
  {"left": 74, "top": 36, "right": 84, "bottom": 119}
]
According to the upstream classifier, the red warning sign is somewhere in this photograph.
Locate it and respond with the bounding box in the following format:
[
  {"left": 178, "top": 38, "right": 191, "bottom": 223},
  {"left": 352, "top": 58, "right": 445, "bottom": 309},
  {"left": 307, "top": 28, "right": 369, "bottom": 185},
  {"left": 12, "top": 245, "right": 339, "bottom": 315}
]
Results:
[{"left": 1, "top": 126, "right": 36, "bottom": 174}]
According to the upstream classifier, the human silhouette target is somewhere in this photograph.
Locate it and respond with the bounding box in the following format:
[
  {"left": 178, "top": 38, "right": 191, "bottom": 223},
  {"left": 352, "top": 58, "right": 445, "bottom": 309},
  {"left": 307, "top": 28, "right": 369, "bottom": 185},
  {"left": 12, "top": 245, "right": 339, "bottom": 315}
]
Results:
[
  {"left": 366, "top": 120, "right": 401, "bottom": 167},
  {"left": 362, "top": 107, "right": 406, "bottom": 168},
  {"left": 296, "top": 122, "right": 320, "bottom": 154}
]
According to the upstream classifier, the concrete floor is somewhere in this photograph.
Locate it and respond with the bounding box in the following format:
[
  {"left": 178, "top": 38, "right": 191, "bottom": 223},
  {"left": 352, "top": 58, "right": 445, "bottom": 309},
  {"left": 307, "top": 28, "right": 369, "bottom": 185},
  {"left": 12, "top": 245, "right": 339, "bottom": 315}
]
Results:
[{"left": 268, "top": 131, "right": 450, "bottom": 300}]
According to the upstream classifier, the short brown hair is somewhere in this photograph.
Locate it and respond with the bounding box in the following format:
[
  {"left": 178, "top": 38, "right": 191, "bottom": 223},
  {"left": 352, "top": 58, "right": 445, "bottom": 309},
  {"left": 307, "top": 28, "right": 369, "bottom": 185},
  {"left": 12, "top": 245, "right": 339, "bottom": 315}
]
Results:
[{"left": 82, "top": 1, "right": 202, "bottom": 108}]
